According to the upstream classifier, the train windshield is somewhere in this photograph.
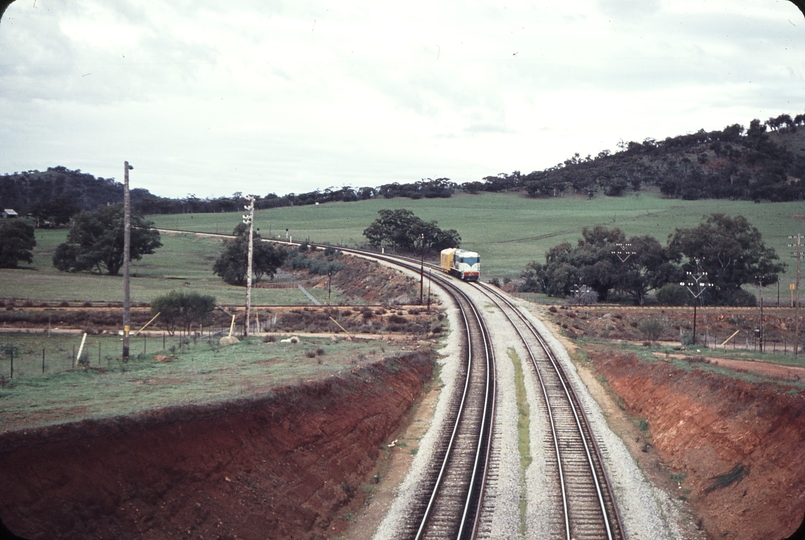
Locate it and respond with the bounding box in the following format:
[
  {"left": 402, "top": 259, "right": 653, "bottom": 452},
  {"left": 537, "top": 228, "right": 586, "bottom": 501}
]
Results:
[{"left": 458, "top": 256, "right": 479, "bottom": 266}]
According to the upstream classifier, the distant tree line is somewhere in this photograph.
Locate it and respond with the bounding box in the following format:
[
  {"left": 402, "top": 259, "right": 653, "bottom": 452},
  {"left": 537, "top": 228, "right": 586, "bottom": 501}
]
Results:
[
  {"left": 2, "top": 113, "right": 804, "bottom": 226},
  {"left": 520, "top": 214, "right": 785, "bottom": 306},
  {"left": 0, "top": 169, "right": 462, "bottom": 222}
]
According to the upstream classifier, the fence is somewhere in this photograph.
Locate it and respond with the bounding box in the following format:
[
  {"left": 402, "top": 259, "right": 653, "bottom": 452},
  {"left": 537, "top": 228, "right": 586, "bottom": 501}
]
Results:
[
  {"left": 0, "top": 325, "right": 255, "bottom": 380},
  {"left": 685, "top": 330, "right": 803, "bottom": 357}
]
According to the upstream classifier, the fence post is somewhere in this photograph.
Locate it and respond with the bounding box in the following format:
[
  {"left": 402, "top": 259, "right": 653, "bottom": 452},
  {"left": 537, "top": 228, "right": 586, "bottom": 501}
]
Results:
[
  {"left": 42, "top": 348, "right": 45, "bottom": 374},
  {"left": 10, "top": 349, "right": 13, "bottom": 379}
]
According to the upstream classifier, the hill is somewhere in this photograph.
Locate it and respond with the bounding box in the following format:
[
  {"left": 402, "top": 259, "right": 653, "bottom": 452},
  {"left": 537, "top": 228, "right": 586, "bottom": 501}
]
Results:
[
  {"left": 0, "top": 166, "right": 161, "bottom": 223},
  {"left": 487, "top": 115, "right": 805, "bottom": 202},
  {"left": 2, "top": 114, "right": 804, "bottom": 218}
]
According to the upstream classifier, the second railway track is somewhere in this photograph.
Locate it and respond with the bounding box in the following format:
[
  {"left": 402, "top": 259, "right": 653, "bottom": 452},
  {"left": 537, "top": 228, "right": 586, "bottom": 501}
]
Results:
[
  {"left": 338, "top": 246, "right": 627, "bottom": 539},
  {"left": 476, "top": 281, "right": 624, "bottom": 540}
]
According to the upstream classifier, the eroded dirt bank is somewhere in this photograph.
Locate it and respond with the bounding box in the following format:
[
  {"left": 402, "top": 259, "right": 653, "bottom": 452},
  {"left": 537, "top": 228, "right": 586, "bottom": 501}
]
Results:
[
  {"left": 0, "top": 352, "right": 433, "bottom": 540},
  {"left": 590, "top": 351, "right": 805, "bottom": 540}
]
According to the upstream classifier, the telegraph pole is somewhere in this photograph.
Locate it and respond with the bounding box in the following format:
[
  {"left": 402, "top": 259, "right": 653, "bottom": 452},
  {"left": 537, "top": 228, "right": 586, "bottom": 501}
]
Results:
[
  {"left": 756, "top": 275, "right": 764, "bottom": 353},
  {"left": 790, "top": 234, "right": 803, "bottom": 355},
  {"left": 243, "top": 196, "right": 255, "bottom": 337},
  {"left": 122, "top": 161, "right": 133, "bottom": 358},
  {"left": 420, "top": 234, "right": 425, "bottom": 304}
]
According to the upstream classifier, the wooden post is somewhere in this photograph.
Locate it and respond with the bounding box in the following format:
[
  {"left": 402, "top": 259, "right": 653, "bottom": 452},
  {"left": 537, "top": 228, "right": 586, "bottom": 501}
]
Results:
[
  {"left": 75, "top": 332, "right": 88, "bottom": 368},
  {"left": 135, "top": 312, "right": 160, "bottom": 335},
  {"left": 123, "top": 161, "right": 133, "bottom": 358}
]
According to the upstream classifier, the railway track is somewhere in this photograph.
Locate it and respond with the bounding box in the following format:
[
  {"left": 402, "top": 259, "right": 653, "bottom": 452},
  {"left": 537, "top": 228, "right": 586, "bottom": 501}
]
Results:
[
  {"left": 337, "top": 247, "right": 496, "bottom": 539},
  {"left": 476, "top": 281, "right": 625, "bottom": 540},
  {"left": 344, "top": 246, "right": 625, "bottom": 538},
  {"left": 120, "top": 231, "right": 627, "bottom": 537}
]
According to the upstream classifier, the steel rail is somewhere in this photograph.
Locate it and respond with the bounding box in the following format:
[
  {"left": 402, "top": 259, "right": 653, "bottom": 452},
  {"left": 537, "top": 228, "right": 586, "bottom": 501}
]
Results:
[
  {"left": 334, "top": 246, "right": 495, "bottom": 539},
  {"left": 476, "top": 282, "right": 624, "bottom": 540}
]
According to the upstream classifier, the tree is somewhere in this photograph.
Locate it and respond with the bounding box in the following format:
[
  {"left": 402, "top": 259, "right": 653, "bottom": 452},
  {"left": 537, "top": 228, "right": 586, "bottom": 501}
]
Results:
[
  {"left": 213, "top": 223, "right": 286, "bottom": 286},
  {"left": 151, "top": 291, "right": 216, "bottom": 335},
  {"left": 525, "top": 226, "right": 675, "bottom": 303},
  {"left": 52, "top": 204, "right": 162, "bottom": 275},
  {"left": 0, "top": 220, "right": 36, "bottom": 268},
  {"left": 667, "top": 213, "right": 785, "bottom": 304},
  {"left": 519, "top": 261, "right": 546, "bottom": 293},
  {"left": 32, "top": 194, "right": 81, "bottom": 226},
  {"left": 615, "top": 235, "right": 677, "bottom": 305},
  {"left": 363, "top": 209, "right": 461, "bottom": 252}
]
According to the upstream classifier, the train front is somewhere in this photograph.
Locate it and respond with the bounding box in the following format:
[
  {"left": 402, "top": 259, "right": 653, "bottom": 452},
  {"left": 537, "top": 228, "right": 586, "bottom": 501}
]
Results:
[{"left": 454, "top": 249, "right": 480, "bottom": 281}]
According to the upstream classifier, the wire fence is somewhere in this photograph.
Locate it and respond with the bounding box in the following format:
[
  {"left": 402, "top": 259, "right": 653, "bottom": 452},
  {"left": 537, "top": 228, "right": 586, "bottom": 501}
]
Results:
[
  {"left": 0, "top": 325, "right": 259, "bottom": 380},
  {"left": 689, "top": 330, "right": 803, "bottom": 357}
]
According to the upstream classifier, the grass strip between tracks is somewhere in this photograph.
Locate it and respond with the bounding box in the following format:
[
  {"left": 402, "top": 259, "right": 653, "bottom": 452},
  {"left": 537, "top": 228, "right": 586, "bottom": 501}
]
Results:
[{"left": 509, "top": 346, "right": 532, "bottom": 536}]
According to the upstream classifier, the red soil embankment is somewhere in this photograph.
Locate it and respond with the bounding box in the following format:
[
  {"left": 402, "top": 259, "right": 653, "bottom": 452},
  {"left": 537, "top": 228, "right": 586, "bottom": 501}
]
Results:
[
  {"left": 0, "top": 353, "right": 433, "bottom": 540},
  {"left": 591, "top": 351, "right": 805, "bottom": 540}
]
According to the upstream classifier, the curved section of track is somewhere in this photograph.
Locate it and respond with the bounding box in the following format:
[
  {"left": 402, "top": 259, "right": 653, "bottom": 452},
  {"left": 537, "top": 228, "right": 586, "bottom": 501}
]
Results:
[
  {"left": 476, "top": 282, "right": 625, "bottom": 540},
  {"left": 150, "top": 231, "right": 621, "bottom": 538},
  {"left": 340, "top": 248, "right": 496, "bottom": 539}
]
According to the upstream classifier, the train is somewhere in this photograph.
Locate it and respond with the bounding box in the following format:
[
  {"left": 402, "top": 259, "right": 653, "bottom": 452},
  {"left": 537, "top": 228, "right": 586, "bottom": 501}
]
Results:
[{"left": 440, "top": 248, "right": 480, "bottom": 282}]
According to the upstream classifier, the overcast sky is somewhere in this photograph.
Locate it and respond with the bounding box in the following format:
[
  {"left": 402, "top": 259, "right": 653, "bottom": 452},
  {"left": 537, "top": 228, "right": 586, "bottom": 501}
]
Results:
[{"left": 0, "top": 0, "right": 803, "bottom": 199}]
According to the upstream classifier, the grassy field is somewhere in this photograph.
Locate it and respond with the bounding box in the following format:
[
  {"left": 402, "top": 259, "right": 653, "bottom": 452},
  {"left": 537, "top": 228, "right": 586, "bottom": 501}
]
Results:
[
  {"left": 2, "top": 190, "right": 803, "bottom": 303},
  {"left": 0, "top": 334, "right": 404, "bottom": 432},
  {"left": 155, "top": 189, "right": 805, "bottom": 282},
  {"left": 0, "top": 228, "right": 345, "bottom": 305}
]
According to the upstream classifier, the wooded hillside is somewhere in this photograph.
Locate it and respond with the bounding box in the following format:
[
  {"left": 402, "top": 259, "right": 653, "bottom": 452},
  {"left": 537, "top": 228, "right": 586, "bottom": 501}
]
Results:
[{"left": 2, "top": 113, "right": 803, "bottom": 219}]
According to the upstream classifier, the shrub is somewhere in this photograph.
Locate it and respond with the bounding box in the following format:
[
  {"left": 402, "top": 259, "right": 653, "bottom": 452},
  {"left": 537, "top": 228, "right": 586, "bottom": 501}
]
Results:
[
  {"left": 656, "top": 284, "right": 689, "bottom": 306},
  {"left": 716, "top": 288, "right": 757, "bottom": 307},
  {"left": 151, "top": 290, "right": 217, "bottom": 336},
  {"left": 638, "top": 318, "right": 665, "bottom": 342}
]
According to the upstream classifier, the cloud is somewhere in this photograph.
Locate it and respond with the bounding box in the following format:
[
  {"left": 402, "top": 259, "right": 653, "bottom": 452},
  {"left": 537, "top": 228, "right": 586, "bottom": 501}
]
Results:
[{"left": 0, "top": 0, "right": 803, "bottom": 198}]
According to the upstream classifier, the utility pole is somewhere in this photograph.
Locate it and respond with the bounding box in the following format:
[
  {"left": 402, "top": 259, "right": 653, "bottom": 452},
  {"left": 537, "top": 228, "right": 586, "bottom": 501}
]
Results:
[
  {"left": 122, "top": 161, "right": 133, "bottom": 358},
  {"left": 789, "top": 234, "right": 803, "bottom": 355},
  {"left": 611, "top": 242, "right": 636, "bottom": 299},
  {"left": 420, "top": 233, "right": 425, "bottom": 305},
  {"left": 243, "top": 196, "right": 255, "bottom": 337},
  {"left": 680, "top": 258, "right": 712, "bottom": 346},
  {"left": 756, "top": 275, "right": 764, "bottom": 353}
]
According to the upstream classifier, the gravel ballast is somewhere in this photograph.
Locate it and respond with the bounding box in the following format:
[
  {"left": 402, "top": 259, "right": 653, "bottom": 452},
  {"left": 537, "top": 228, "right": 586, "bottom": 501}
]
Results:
[{"left": 374, "top": 281, "right": 694, "bottom": 538}]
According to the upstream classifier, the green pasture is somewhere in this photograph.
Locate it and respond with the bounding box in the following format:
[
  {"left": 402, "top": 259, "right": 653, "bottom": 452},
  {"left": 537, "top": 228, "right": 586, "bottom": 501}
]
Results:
[
  {"left": 0, "top": 334, "right": 400, "bottom": 431},
  {"left": 2, "top": 190, "right": 804, "bottom": 303},
  {"left": 0, "top": 228, "right": 344, "bottom": 305},
  {"left": 153, "top": 189, "right": 805, "bottom": 282}
]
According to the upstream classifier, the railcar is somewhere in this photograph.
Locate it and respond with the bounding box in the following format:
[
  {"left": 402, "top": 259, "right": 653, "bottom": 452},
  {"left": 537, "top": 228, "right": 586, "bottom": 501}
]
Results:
[{"left": 440, "top": 248, "right": 480, "bottom": 282}]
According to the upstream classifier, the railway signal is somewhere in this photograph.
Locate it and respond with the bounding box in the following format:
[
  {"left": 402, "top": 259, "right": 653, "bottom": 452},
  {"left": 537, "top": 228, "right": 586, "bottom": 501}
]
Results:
[{"left": 243, "top": 196, "right": 255, "bottom": 337}]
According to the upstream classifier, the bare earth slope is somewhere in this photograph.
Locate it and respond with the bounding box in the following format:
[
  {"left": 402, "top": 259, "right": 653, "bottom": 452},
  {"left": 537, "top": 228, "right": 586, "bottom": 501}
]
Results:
[
  {"left": 0, "top": 353, "right": 433, "bottom": 540},
  {"left": 590, "top": 350, "right": 805, "bottom": 540}
]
